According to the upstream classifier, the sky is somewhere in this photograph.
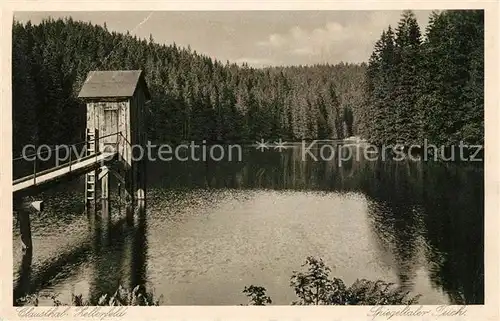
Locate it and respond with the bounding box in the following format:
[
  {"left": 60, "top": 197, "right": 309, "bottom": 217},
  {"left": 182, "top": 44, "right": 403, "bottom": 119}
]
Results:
[{"left": 14, "top": 11, "right": 432, "bottom": 67}]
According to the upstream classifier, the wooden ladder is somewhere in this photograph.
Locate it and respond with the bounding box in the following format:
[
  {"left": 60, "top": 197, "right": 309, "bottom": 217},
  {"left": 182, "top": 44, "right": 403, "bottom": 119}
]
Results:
[{"left": 85, "top": 128, "right": 97, "bottom": 202}]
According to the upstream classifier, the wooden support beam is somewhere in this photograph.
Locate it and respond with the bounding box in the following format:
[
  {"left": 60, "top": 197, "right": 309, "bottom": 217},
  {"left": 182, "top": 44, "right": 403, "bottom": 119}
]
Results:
[
  {"left": 136, "top": 158, "right": 146, "bottom": 201},
  {"left": 136, "top": 188, "right": 145, "bottom": 201},
  {"left": 126, "top": 204, "right": 134, "bottom": 226},
  {"left": 109, "top": 168, "right": 125, "bottom": 185},
  {"left": 98, "top": 166, "right": 109, "bottom": 181},
  {"left": 19, "top": 209, "right": 32, "bottom": 253},
  {"left": 101, "top": 166, "right": 109, "bottom": 200},
  {"left": 137, "top": 199, "right": 146, "bottom": 211},
  {"left": 13, "top": 197, "right": 40, "bottom": 254},
  {"left": 101, "top": 199, "right": 110, "bottom": 220},
  {"left": 125, "top": 167, "right": 135, "bottom": 206}
]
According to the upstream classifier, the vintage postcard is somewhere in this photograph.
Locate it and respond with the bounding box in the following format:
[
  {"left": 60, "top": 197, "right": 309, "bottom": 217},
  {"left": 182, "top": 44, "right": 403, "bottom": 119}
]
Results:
[{"left": 0, "top": 1, "right": 498, "bottom": 320}]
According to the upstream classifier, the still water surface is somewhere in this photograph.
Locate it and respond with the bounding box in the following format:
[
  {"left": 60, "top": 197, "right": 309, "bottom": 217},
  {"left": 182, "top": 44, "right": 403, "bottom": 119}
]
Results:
[{"left": 13, "top": 147, "right": 484, "bottom": 305}]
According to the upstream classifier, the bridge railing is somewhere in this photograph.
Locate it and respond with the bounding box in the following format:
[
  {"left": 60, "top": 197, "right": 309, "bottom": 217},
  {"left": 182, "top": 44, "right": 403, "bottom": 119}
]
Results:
[
  {"left": 116, "top": 132, "right": 133, "bottom": 166},
  {"left": 12, "top": 132, "right": 122, "bottom": 183}
]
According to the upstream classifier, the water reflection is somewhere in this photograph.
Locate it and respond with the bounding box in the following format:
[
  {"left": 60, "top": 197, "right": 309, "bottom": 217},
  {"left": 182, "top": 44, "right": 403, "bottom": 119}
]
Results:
[
  {"left": 14, "top": 199, "right": 150, "bottom": 305},
  {"left": 147, "top": 147, "right": 483, "bottom": 304},
  {"left": 13, "top": 146, "right": 483, "bottom": 305},
  {"left": 130, "top": 201, "right": 148, "bottom": 290},
  {"left": 420, "top": 164, "right": 484, "bottom": 304},
  {"left": 362, "top": 161, "right": 425, "bottom": 294},
  {"left": 87, "top": 200, "right": 149, "bottom": 304}
]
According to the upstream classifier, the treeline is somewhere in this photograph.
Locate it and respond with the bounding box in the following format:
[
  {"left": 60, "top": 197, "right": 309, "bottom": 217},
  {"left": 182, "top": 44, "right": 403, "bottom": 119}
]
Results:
[
  {"left": 359, "top": 10, "right": 484, "bottom": 147},
  {"left": 12, "top": 10, "right": 484, "bottom": 154},
  {"left": 12, "top": 17, "right": 365, "bottom": 155}
]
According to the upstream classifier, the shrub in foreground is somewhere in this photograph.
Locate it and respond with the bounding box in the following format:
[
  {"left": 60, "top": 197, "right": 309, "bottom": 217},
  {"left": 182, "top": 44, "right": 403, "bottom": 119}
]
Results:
[{"left": 243, "top": 257, "right": 420, "bottom": 305}]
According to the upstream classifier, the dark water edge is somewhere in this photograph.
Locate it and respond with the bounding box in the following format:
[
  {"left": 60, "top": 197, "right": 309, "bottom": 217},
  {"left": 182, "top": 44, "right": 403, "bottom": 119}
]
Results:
[{"left": 13, "top": 147, "right": 484, "bottom": 305}]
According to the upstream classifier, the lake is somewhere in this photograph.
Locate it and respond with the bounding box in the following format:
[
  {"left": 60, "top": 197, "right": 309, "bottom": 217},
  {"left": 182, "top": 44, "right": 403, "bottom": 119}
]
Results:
[{"left": 13, "top": 146, "right": 484, "bottom": 305}]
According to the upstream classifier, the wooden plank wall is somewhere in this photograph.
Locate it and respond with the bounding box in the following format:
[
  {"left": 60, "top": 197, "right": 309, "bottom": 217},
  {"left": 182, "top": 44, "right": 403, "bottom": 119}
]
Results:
[{"left": 86, "top": 100, "right": 131, "bottom": 164}]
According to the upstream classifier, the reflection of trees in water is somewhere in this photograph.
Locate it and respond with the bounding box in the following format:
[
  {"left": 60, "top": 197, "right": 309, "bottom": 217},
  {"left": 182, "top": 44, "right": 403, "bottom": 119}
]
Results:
[
  {"left": 420, "top": 164, "right": 484, "bottom": 304},
  {"left": 344, "top": 158, "right": 483, "bottom": 304},
  {"left": 146, "top": 147, "right": 483, "bottom": 304},
  {"left": 359, "top": 160, "right": 424, "bottom": 294},
  {"left": 17, "top": 147, "right": 483, "bottom": 304},
  {"left": 344, "top": 158, "right": 482, "bottom": 304}
]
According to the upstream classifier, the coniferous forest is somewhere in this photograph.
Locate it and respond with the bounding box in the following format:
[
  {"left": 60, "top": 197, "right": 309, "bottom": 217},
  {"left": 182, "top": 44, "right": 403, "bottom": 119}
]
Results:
[
  {"left": 12, "top": 10, "right": 483, "bottom": 156},
  {"left": 360, "top": 10, "right": 484, "bottom": 147}
]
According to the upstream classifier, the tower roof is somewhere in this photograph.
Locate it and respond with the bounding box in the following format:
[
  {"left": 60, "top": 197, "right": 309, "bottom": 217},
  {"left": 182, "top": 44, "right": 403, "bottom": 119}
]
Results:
[{"left": 78, "top": 70, "right": 151, "bottom": 100}]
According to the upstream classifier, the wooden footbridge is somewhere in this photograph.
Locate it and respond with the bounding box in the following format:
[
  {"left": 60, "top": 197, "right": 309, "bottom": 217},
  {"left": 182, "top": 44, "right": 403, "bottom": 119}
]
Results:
[
  {"left": 13, "top": 132, "right": 122, "bottom": 196},
  {"left": 13, "top": 70, "right": 150, "bottom": 255}
]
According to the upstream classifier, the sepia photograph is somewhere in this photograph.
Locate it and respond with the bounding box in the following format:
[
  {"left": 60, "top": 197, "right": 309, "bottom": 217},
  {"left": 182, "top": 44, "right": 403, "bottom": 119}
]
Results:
[{"left": 4, "top": 4, "right": 494, "bottom": 316}]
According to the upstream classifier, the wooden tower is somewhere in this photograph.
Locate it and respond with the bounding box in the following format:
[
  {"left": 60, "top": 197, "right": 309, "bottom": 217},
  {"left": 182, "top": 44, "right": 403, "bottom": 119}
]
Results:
[{"left": 78, "top": 70, "right": 151, "bottom": 208}]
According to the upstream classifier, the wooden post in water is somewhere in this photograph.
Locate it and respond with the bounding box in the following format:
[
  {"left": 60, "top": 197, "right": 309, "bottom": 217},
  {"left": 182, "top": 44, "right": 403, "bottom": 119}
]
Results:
[
  {"left": 101, "top": 199, "right": 110, "bottom": 225},
  {"left": 135, "top": 133, "right": 147, "bottom": 202},
  {"left": 101, "top": 166, "right": 109, "bottom": 200},
  {"left": 18, "top": 207, "right": 32, "bottom": 253},
  {"left": 126, "top": 204, "right": 134, "bottom": 226},
  {"left": 125, "top": 168, "right": 135, "bottom": 208},
  {"left": 136, "top": 162, "right": 145, "bottom": 201},
  {"left": 14, "top": 197, "right": 43, "bottom": 254},
  {"left": 117, "top": 182, "right": 122, "bottom": 216}
]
